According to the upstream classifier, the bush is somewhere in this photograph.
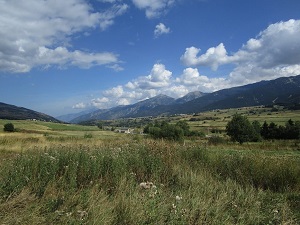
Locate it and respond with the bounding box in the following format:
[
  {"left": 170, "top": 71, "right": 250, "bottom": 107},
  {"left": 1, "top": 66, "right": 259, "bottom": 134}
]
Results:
[
  {"left": 144, "top": 121, "right": 185, "bottom": 142},
  {"left": 208, "top": 136, "right": 226, "bottom": 145},
  {"left": 84, "top": 133, "right": 93, "bottom": 138},
  {"left": 3, "top": 123, "right": 15, "bottom": 132}
]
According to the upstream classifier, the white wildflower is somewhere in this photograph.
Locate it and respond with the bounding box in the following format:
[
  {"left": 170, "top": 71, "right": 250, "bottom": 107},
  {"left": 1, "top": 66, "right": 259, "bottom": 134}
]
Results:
[
  {"left": 139, "top": 181, "right": 155, "bottom": 189},
  {"left": 176, "top": 195, "right": 183, "bottom": 201}
]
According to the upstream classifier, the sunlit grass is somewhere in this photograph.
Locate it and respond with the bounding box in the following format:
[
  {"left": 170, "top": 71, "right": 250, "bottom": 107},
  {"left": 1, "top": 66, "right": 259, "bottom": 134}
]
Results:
[{"left": 0, "top": 139, "right": 299, "bottom": 224}]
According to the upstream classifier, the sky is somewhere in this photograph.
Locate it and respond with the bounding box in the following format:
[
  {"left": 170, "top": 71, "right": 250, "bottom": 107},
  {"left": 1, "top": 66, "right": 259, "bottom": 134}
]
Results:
[{"left": 1, "top": 0, "right": 300, "bottom": 117}]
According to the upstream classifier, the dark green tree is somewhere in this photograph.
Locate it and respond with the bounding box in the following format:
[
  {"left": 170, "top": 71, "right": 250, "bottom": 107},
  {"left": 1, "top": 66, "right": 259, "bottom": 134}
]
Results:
[
  {"left": 252, "top": 120, "right": 262, "bottom": 142},
  {"left": 145, "top": 121, "right": 184, "bottom": 142},
  {"left": 143, "top": 123, "right": 154, "bottom": 134},
  {"left": 149, "top": 126, "right": 162, "bottom": 139},
  {"left": 3, "top": 123, "right": 15, "bottom": 132},
  {"left": 261, "top": 121, "right": 269, "bottom": 139},
  {"left": 226, "top": 114, "right": 257, "bottom": 144},
  {"left": 175, "top": 120, "right": 190, "bottom": 136},
  {"left": 160, "top": 124, "right": 184, "bottom": 142},
  {"left": 97, "top": 121, "right": 104, "bottom": 130},
  {"left": 261, "top": 119, "right": 300, "bottom": 140}
]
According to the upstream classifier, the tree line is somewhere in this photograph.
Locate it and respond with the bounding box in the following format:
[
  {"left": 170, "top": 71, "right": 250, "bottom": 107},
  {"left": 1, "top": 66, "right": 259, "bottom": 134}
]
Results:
[{"left": 226, "top": 114, "right": 300, "bottom": 144}]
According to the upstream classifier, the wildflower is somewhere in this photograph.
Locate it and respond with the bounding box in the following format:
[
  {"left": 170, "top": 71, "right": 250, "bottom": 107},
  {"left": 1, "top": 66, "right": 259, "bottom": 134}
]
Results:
[
  {"left": 55, "top": 210, "right": 64, "bottom": 216},
  {"left": 77, "top": 210, "right": 88, "bottom": 220},
  {"left": 149, "top": 193, "right": 155, "bottom": 198},
  {"left": 49, "top": 156, "right": 56, "bottom": 161},
  {"left": 139, "top": 182, "right": 149, "bottom": 189},
  {"left": 181, "top": 208, "right": 187, "bottom": 216},
  {"left": 175, "top": 195, "right": 183, "bottom": 201},
  {"left": 130, "top": 172, "right": 136, "bottom": 176},
  {"left": 139, "top": 181, "right": 154, "bottom": 189}
]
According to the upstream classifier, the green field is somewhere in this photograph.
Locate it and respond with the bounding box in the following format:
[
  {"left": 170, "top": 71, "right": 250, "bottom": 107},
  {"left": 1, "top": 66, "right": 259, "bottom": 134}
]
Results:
[
  {"left": 0, "top": 108, "right": 300, "bottom": 224},
  {"left": 182, "top": 106, "right": 300, "bottom": 134}
]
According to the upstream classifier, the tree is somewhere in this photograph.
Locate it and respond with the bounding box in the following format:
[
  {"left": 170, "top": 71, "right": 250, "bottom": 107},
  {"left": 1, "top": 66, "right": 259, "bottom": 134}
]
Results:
[
  {"left": 285, "top": 119, "right": 299, "bottom": 139},
  {"left": 160, "top": 124, "right": 184, "bottom": 142},
  {"left": 145, "top": 121, "right": 184, "bottom": 142},
  {"left": 143, "top": 123, "right": 154, "bottom": 134},
  {"left": 97, "top": 121, "right": 104, "bottom": 130},
  {"left": 261, "top": 119, "right": 300, "bottom": 140},
  {"left": 3, "top": 123, "right": 15, "bottom": 132},
  {"left": 261, "top": 121, "right": 269, "bottom": 139},
  {"left": 252, "top": 120, "right": 262, "bottom": 142},
  {"left": 226, "top": 114, "right": 257, "bottom": 144},
  {"left": 176, "top": 120, "right": 190, "bottom": 136}
]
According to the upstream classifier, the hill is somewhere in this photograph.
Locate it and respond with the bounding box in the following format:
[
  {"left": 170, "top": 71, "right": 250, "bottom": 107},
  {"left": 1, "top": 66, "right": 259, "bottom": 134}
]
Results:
[{"left": 0, "top": 102, "right": 60, "bottom": 122}]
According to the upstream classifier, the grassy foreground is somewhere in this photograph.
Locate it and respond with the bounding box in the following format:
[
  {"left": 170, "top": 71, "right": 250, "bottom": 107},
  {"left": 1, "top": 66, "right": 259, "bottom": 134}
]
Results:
[{"left": 0, "top": 131, "right": 300, "bottom": 224}]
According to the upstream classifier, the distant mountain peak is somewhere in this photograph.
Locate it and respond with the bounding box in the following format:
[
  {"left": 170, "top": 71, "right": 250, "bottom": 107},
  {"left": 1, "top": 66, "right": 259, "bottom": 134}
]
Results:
[{"left": 175, "top": 91, "right": 207, "bottom": 104}]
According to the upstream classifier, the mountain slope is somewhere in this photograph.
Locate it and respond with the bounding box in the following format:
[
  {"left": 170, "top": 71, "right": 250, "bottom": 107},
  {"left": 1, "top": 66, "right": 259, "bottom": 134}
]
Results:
[
  {"left": 196, "top": 75, "right": 300, "bottom": 112},
  {"left": 0, "top": 102, "right": 60, "bottom": 122},
  {"left": 71, "top": 94, "right": 175, "bottom": 123},
  {"left": 56, "top": 108, "right": 97, "bottom": 123},
  {"left": 138, "top": 81, "right": 270, "bottom": 116}
]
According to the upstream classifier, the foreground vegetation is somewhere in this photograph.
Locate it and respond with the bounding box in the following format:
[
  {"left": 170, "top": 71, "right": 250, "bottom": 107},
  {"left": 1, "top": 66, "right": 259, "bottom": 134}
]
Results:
[
  {"left": 0, "top": 136, "right": 299, "bottom": 224},
  {"left": 0, "top": 107, "right": 300, "bottom": 224}
]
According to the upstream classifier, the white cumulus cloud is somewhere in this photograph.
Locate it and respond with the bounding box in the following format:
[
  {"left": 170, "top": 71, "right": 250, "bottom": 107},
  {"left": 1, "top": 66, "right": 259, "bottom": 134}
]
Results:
[
  {"left": 127, "top": 63, "right": 172, "bottom": 89},
  {"left": 154, "top": 23, "right": 171, "bottom": 38},
  {"left": 132, "top": 0, "right": 175, "bottom": 18},
  {"left": 180, "top": 43, "right": 236, "bottom": 71},
  {"left": 72, "top": 102, "right": 86, "bottom": 109},
  {"left": 181, "top": 19, "right": 300, "bottom": 84},
  {"left": 0, "top": 0, "right": 127, "bottom": 73}
]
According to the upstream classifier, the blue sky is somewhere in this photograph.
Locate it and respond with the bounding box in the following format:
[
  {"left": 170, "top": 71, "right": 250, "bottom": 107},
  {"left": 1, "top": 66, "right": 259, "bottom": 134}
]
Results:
[{"left": 1, "top": 0, "right": 300, "bottom": 117}]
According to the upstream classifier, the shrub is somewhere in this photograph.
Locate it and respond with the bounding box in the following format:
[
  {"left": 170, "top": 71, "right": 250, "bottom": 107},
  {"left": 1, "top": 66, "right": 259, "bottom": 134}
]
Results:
[
  {"left": 208, "top": 136, "right": 226, "bottom": 145},
  {"left": 84, "top": 133, "right": 93, "bottom": 138},
  {"left": 3, "top": 123, "right": 15, "bottom": 132}
]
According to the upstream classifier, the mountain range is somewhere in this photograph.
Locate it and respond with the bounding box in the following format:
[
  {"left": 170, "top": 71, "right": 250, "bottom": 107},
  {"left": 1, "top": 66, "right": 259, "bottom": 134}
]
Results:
[
  {"left": 1, "top": 75, "right": 299, "bottom": 123},
  {"left": 69, "top": 75, "right": 300, "bottom": 123}
]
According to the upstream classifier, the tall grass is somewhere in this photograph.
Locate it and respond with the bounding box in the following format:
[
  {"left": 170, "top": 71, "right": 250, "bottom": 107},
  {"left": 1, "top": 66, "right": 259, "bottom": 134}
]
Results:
[{"left": 0, "top": 140, "right": 299, "bottom": 224}]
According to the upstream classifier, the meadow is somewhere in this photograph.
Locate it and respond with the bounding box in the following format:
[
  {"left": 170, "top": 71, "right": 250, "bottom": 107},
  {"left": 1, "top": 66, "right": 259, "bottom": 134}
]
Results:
[{"left": 0, "top": 107, "right": 299, "bottom": 224}]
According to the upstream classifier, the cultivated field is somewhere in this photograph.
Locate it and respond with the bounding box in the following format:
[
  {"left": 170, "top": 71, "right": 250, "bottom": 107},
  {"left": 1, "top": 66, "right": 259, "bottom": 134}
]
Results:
[{"left": 0, "top": 107, "right": 300, "bottom": 224}]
